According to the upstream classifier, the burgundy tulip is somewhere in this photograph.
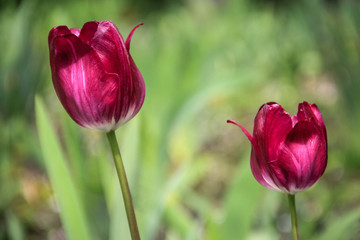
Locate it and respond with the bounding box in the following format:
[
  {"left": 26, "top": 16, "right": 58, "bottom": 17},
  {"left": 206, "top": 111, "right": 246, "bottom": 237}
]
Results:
[
  {"left": 48, "top": 21, "right": 145, "bottom": 131},
  {"left": 228, "top": 102, "right": 327, "bottom": 194}
]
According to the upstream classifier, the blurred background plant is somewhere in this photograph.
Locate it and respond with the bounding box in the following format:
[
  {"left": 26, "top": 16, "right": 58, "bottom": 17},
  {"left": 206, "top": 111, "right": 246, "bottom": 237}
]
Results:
[{"left": 1, "top": 0, "right": 360, "bottom": 239}]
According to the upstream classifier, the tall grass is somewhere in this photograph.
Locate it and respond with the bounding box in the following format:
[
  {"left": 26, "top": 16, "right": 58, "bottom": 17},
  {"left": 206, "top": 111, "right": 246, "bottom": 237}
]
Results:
[{"left": 1, "top": 0, "right": 360, "bottom": 239}]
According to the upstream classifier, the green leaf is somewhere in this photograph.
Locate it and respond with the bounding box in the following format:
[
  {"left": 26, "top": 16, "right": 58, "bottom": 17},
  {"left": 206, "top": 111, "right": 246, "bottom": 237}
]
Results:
[
  {"left": 208, "top": 158, "right": 263, "bottom": 240},
  {"left": 6, "top": 211, "right": 24, "bottom": 240},
  {"left": 317, "top": 209, "right": 360, "bottom": 240},
  {"left": 163, "top": 201, "right": 193, "bottom": 237},
  {"left": 35, "top": 96, "right": 92, "bottom": 240}
]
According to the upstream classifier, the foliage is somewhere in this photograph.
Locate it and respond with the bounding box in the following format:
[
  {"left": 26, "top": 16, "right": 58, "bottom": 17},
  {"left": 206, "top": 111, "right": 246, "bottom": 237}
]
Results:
[{"left": 1, "top": 0, "right": 360, "bottom": 239}]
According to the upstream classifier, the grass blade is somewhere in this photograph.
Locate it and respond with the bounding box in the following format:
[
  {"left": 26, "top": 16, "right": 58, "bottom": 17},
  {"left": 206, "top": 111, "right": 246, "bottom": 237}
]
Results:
[
  {"left": 208, "top": 157, "right": 263, "bottom": 240},
  {"left": 35, "top": 96, "right": 92, "bottom": 240}
]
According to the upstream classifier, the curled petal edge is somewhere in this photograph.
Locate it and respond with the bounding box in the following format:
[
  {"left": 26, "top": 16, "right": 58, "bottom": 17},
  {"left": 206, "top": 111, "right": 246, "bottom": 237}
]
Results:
[
  {"left": 227, "top": 120, "right": 254, "bottom": 144},
  {"left": 227, "top": 119, "right": 292, "bottom": 194},
  {"left": 125, "top": 23, "right": 144, "bottom": 52}
]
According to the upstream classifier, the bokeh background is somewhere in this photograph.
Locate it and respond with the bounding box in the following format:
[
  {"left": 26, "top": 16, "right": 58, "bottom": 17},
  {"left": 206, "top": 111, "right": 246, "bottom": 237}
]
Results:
[{"left": 1, "top": 0, "right": 360, "bottom": 239}]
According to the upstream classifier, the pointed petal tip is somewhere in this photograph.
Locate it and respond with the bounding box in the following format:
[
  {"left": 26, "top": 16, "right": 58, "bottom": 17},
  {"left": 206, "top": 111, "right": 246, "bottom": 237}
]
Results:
[
  {"left": 125, "top": 23, "right": 144, "bottom": 52},
  {"left": 298, "top": 100, "right": 310, "bottom": 109},
  {"left": 227, "top": 119, "right": 253, "bottom": 142},
  {"left": 48, "top": 25, "right": 71, "bottom": 46}
]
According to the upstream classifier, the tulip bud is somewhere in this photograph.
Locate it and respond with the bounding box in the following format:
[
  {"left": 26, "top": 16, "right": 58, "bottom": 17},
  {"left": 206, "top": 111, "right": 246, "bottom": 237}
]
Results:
[
  {"left": 228, "top": 102, "right": 327, "bottom": 194},
  {"left": 48, "top": 21, "right": 145, "bottom": 131}
]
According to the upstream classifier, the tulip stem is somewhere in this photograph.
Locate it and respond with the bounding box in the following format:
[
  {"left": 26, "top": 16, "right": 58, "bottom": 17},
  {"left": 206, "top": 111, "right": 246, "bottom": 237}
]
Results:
[
  {"left": 106, "top": 131, "right": 140, "bottom": 240},
  {"left": 288, "top": 194, "right": 300, "bottom": 240}
]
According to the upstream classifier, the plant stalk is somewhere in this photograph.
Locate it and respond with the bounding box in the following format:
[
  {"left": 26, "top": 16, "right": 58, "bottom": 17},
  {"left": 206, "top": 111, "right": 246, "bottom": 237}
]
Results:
[
  {"left": 106, "top": 130, "right": 140, "bottom": 240},
  {"left": 288, "top": 194, "right": 300, "bottom": 240}
]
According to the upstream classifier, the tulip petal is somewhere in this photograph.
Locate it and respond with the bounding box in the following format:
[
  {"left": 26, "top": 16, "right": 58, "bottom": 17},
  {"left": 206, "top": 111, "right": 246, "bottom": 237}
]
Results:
[
  {"left": 227, "top": 118, "right": 285, "bottom": 192},
  {"left": 88, "top": 21, "right": 141, "bottom": 126},
  {"left": 79, "top": 21, "right": 99, "bottom": 45},
  {"left": 250, "top": 148, "right": 285, "bottom": 192},
  {"left": 251, "top": 103, "right": 295, "bottom": 192},
  {"left": 110, "top": 56, "right": 145, "bottom": 129},
  {"left": 253, "top": 102, "right": 293, "bottom": 164},
  {"left": 227, "top": 120, "right": 254, "bottom": 143},
  {"left": 113, "top": 25, "right": 145, "bottom": 126},
  {"left": 125, "top": 23, "right": 143, "bottom": 52},
  {"left": 126, "top": 57, "right": 145, "bottom": 119},
  {"left": 70, "top": 28, "right": 81, "bottom": 37},
  {"left": 89, "top": 21, "right": 130, "bottom": 75},
  {"left": 298, "top": 102, "right": 327, "bottom": 140},
  {"left": 276, "top": 120, "right": 327, "bottom": 193},
  {"left": 48, "top": 26, "right": 72, "bottom": 46},
  {"left": 51, "top": 34, "right": 120, "bottom": 130}
]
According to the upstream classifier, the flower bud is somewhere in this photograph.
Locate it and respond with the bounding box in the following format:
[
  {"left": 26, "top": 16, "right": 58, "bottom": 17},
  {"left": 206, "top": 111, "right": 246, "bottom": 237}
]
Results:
[
  {"left": 228, "top": 102, "right": 327, "bottom": 194},
  {"left": 48, "top": 21, "right": 145, "bottom": 131}
]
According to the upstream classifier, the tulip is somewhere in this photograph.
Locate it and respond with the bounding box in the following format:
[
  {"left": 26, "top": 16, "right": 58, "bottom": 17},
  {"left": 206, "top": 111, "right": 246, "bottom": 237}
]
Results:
[
  {"left": 48, "top": 21, "right": 144, "bottom": 239},
  {"left": 227, "top": 101, "right": 327, "bottom": 194},
  {"left": 48, "top": 21, "right": 145, "bottom": 131}
]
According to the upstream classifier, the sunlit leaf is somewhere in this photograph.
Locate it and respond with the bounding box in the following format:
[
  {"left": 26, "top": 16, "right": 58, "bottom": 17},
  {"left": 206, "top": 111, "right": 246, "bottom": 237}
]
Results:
[{"left": 35, "top": 96, "right": 92, "bottom": 240}]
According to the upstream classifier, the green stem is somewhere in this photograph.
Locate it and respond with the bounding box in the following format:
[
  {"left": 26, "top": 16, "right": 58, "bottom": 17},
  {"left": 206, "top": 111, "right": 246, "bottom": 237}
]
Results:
[
  {"left": 288, "top": 194, "right": 300, "bottom": 240},
  {"left": 106, "top": 130, "right": 140, "bottom": 240}
]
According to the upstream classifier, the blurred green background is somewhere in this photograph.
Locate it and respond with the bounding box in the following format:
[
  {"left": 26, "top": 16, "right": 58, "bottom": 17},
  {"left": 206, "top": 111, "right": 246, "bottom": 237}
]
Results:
[{"left": 1, "top": 0, "right": 360, "bottom": 239}]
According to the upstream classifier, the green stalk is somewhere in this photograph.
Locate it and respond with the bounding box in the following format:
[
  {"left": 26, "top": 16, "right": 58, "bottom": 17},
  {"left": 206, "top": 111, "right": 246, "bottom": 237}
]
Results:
[
  {"left": 288, "top": 194, "right": 300, "bottom": 240},
  {"left": 106, "top": 130, "right": 140, "bottom": 240}
]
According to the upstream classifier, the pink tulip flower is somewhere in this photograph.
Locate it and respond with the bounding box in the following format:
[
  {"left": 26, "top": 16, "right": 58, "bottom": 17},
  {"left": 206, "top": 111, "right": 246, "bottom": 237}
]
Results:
[
  {"left": 228, "top": 102, "right": 327, "bottom": 194},
  {"left": 48, "top": 21, "right": 145, "bottom": 131}
]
